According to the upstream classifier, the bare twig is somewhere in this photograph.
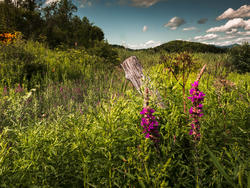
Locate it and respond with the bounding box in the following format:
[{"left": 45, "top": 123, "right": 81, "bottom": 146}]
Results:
[
  {"left": 196, "top": 64, "right": 207, "bottom": 82},
  {"left": 169, "top": 67, "right": 184, "bottom": 87},
  {"left": 144, "top": 87, "right": 149, "bottom": 108}
]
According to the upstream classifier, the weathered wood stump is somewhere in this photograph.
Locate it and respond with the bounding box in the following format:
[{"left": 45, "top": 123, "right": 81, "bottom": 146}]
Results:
[
  {"left": 121, "top": 56, "right": 144, "bottom": 94},
  {"left": 121, "top": 56, "right": 165, "bottom": 108}
]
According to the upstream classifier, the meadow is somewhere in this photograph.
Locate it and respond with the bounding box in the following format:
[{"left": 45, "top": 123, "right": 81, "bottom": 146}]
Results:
[{"left": 0, "top": 39, "right": 249, "bottom": 187}]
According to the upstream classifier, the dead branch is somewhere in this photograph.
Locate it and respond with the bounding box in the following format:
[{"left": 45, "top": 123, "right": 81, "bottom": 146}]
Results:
[{"left": 196, "top": 64, "right": 207, "bottom": 82}]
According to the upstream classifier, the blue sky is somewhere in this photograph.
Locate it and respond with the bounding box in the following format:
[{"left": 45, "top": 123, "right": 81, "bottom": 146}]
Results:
[{"left": 62, "top": 0, "right": 249, "bottom": 49}]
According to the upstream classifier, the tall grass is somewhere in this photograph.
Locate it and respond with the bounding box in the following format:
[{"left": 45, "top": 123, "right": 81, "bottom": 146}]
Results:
[{"left": 0, "top": 41, "right": 249, "bottom": 187}]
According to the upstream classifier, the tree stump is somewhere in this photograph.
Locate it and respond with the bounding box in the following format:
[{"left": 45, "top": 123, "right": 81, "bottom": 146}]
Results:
[
  {"left": 121, "top": 56, "right": 144, "bottom": 94},
  {"left": 121, "top": 56, "right": 165, "bottom": 108}
]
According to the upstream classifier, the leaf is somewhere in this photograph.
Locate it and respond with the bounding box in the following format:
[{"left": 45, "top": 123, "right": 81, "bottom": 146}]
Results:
[
  {"left": 205, "top": 145, "right": 236, "bottom": 187},
  {"left": 138, "top": 177, "right": 146, "bottom": 188},
  {"left": 248, "top": 171, "right": 250, "bottom": 188},
  {"left": 116, "top": 169, "right": 136, "bottom": 180}
]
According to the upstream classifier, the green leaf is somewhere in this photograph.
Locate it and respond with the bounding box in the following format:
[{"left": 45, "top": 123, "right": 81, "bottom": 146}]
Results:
[
  {"left": 205, "top": 145, "right": 236, "bottom": 187},
  {"left": 116, "top": 169, "right": 136, "bottom": 180}
]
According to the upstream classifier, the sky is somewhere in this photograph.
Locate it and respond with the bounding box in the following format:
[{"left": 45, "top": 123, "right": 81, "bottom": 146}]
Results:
[{"left": 49, "top": 0, "right": 250, "bottom": 49}]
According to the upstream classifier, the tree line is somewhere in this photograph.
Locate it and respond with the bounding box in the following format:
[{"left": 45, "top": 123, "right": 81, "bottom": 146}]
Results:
[{"left": 0, "top": 0, "right": 104, "bottom": 48}]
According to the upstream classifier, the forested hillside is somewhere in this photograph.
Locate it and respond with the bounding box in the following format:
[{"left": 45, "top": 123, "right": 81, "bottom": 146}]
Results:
[
  {"left": 0, "top": 0, "right": 103, "bottom": 48},
  {"left": 153, "top": 40, "right": 226, "bottom": 53}
]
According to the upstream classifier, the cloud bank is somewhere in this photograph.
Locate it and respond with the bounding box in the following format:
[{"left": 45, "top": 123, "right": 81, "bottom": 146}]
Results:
[
  {"left": 194, "top": 34, "right": 218, "bottom": 41},
  {"left": 204, "top": 36, "right": 250, "bottom": 46},
  {"left": 117, "top": 0, "right": 164, "bottom": 7},
  {"left": 183, "top": 27, "right": 197, "bottom": 31},
  {"left": 130, "top": 0, "right": 162, "bottom": 7},
  {"left": 123, "top": 40, "right": 161, "bottom": 49},
  {"left": 207, "top": 18, "right": 250, "bottom": 32},
  {"left": 217, "top": 5, "right": 250, "bottom": 20}
]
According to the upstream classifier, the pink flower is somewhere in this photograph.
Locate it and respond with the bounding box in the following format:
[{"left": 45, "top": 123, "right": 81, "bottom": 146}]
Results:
[
  {"left": 140, "top": 107, "right": 160, "bottom": 143},
  {"left": 188, "top": 81, "right": 205, "bottom": 141}
]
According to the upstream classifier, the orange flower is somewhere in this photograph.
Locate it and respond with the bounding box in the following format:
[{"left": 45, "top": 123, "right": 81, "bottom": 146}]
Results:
[{"left": 0, "top": 32, "right": 17, "bottom": 45}]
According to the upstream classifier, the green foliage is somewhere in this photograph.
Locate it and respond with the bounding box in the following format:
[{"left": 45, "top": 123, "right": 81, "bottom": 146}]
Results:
[
  {"left": 0, "top": 0, "right": 105, "bottom": 48},
  {"left": 0, "top": 42, "right": 249, "bottom": 187},
  {"left": 87, "top": 40, "right": 120, "bottom": 65},
  {"left": 229, "top": 42, "right": 250, "bottom": 73},
  {"left": 0, "top": 40, "right": 47, "bottom": 87},
  {"left": 0, "top": 40, "right": 119, "bottom": 88}
]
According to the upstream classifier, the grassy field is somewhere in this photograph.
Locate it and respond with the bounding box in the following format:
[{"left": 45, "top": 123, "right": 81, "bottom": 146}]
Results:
[{"left": 0, "top": 40, "right": 249, "bottom": 187}]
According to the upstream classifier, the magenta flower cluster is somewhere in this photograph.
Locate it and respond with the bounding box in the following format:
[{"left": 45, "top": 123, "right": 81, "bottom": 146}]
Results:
[
  {"left": 140, "top": 107, "right": 160, "bottom": 142},
  {"left": 188, "top": 81, "right": 205, "bottom": 140}
]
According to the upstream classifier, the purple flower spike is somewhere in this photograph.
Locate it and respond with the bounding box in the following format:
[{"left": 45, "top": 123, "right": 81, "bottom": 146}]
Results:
[
  {"left": 189, "top": 129, "right": 193, "bottom": 135},
  {"left": 149, "top": 109, "right": 155, "bottom": 113},
  {"left": 140, "top": 108, "right": 148, "bottom": 115},
  {"left": 188, "top": 80, "right": 205, "bottom": 141},
  {"left": 189, "top": 107, "right": 193, "bottom": 114},
  {"left": 191, "top": 81, "right": 199, "bottom": 87},
  {"left": 3, "top": 86, "right": 8, "bottom": 95},
  {"left": 140, "top": 107, "right": 160, "bottom": 143},
  {"left": 189, "top": 88, "right": 195, "bottom": 95}
]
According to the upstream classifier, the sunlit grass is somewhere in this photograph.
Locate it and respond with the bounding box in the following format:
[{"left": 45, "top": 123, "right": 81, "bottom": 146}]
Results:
[{"left": 0, "top": 41, "right": 249, "bottom": 187}]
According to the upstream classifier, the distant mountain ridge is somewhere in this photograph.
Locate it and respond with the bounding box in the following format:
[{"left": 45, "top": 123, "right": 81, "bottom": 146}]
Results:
[
  {"left": 112, "top": 40, "right": 228, "bottom": 53},
  {"left": 151, "top": 40, "right": 227, "bottom": 53},
  {"left": 216, "top": 43, "right": 240, "bottom": 49}
]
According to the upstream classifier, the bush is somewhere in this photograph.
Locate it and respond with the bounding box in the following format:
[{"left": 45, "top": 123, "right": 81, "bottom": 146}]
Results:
[
  {"left": 87, "top": 41, "right": 120, "bottom": 65},
  {"left": 229, "top": 42, "right": 250, "bottom": 73},
  {"left": 0, "top": 40, "right": 47, "bottom": 88},
  {"left": 0, "top": 40, "right": 120, "bottom": 88}
]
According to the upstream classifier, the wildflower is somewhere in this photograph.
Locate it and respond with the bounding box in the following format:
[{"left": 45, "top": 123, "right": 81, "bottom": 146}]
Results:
[
  {"left": 140, "top": 106, "right": 160, "bottom": 143},
  {"left": 188, "top": 81, "right": 205, "bottom": 141},
  {"left": 3, "top": 86, "right": 7, "bottom": 95},
  {"left": 15, "top": 84, "right": 24, "bottom": 93},
  {"left": 0, "top": 32, "right": 16, "bottom": 44}
]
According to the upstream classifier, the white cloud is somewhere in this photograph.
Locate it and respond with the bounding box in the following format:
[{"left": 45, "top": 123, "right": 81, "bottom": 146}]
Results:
[
  {"left": 217, "top": 5, "right": 250, "bottom": 20},
  {"left": 194, "top": 33, "right": 218, "bottom": 41},
  {"left": 237, "top": 31, "right": 250, "bottom": 36},
  {"left": 45, "top": 0, "right": 93, "bottom": 6},
  {"left": 123, "top": 40, "right": 162, "bottom": 49},
  {"left": 234, "top": 36, "right": 250, "bottom": 43},
  {"left": 142, "top": 25, "right": 148, "bottom": 32},
  {"left": 226, "top": 28, "right": 238, "bottom": 34},
  {"left": 130, "top": 0, "right": 163, "bottom": 7},
  {"left": 79, "top": 0, "right": 92, "bottom": 8},
  {"left": 207, "top": 18, "right": 250, "bottom": 32},
  {"left": 164, "top": 17, "right": 185, "bottom": 30},
  {"left": 218, "top": 35, "right": 237, "bottom": 40},
  {"left": 45, "top": 0, "right": 59, "bottom": 4},
  {"left": 183, "top": 27, "right": 197, "bottom": 31},
  {"left": 204, "top": 36, "right": 250, "bottom": 46}
]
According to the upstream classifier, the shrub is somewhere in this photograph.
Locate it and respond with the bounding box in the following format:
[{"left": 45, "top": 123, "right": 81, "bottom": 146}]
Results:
[
  {"left": 229, "top": 42, "right": 250, "bottom": 73},
  {"left": 87, "top": 41, "right": 120, "bottom": 65}
]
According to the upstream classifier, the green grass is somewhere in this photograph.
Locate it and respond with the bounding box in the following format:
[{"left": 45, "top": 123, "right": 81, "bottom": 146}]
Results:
[{"left": 0, "top": 40, "right": 249, "bottom": 187}]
